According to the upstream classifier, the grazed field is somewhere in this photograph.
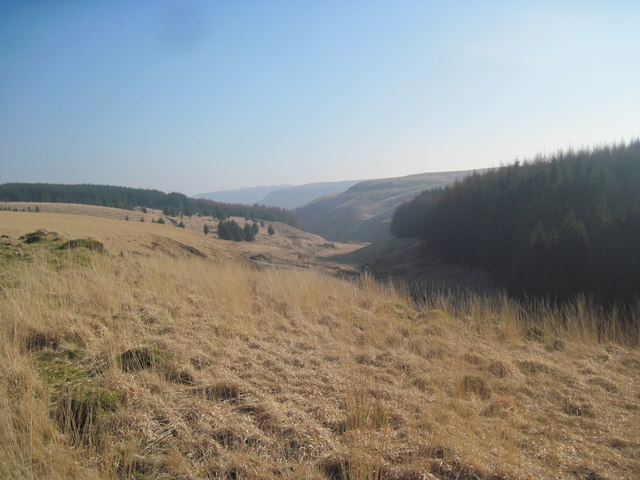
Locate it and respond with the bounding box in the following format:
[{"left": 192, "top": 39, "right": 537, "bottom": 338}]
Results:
[{"left": 0, "top": 211, "right": 638, "bottom": 480}]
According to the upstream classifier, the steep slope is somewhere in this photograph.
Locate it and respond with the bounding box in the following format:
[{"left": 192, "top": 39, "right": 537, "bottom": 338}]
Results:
[
  {"left": 295, "top": 170, "right": 477, "bottom": 243},
  {"left": 258, "top": 180, "right": 360, "bottom": 209}
]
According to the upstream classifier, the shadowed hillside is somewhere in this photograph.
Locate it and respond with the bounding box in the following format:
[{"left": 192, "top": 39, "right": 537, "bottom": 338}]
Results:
[
  {"left": 295, "top": 170, "right": 477, "bottom": 243},
  {"left": 392, "top": 141, "right": 640, "bottom": 305}
]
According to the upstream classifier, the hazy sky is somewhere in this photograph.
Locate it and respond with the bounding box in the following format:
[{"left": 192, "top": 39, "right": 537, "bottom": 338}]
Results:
[{"left": 1, "top": 1, "right": 638, "bottom": 195}]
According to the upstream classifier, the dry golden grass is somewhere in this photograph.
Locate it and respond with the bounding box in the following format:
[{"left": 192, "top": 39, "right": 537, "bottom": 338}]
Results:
[
  {"left": 0, "top": 211, "right": 639, "bottom": 480},
  {"left": 1, "top": 202, "right": 364, "bottom": 273},
  {"left": 1, "top": 201, "right": 160, "bottom": 222}
]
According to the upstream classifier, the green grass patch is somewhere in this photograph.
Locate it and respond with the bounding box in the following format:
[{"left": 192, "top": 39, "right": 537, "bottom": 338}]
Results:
[
  {"left": 0, "top": 239, "right": 28, "bottom": 270},
  {"left": 36, "top": 349, "right": 122, "bottom": 443},
  {"left": 19, "top": 230, "right": 59, "bottom": 244}
]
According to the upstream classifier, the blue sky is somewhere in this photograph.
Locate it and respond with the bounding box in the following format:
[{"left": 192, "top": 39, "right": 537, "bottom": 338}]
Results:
[{"left": 1, "top": 1, "right": 638, "bottom": 195}]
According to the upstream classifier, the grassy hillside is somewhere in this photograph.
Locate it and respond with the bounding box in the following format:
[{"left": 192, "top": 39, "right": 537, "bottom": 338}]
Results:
[
  {"left": 0, "top": 202, "right": 363, "bottom": 274},
  {"left": 1, "top": 211, "right": 638, "bottom": 479},
  {"left": 295, "top": 170, "right": 477, "bottom": 243},
  {"left": 0, "top": 183, "right": 301, "bottom": 227}
]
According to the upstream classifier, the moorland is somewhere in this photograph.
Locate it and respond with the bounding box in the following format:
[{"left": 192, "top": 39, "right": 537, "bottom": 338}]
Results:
[{"left": 1, "top": 203, "right": 638, "bottom": 479}]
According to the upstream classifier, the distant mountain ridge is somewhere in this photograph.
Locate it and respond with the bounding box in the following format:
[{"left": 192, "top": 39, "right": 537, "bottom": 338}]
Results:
[
  {"left": 294, "top": 170, "right": 479, "bottom": 243},
  {"left": 195, "top": 180, "right": 361, "bottom": 209},
  {"left": 259, "top": 180, "right": 360, "bottom": 209},
  {"left": 193, "top": 185, "right": 292, "bottom": 205}
]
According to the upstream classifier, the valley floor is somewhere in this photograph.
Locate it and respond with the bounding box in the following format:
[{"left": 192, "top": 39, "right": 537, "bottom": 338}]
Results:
[{"left": 0, "top": 209, "right": 639, "bottom": 479}]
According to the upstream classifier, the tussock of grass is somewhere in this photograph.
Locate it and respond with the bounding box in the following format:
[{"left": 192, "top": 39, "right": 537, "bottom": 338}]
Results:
[
  {"left": 0, "top": 227, "right": 639, "bottom": 479},
  {"left": 59, "top": 238, "right": 105, "bottom": 253}
]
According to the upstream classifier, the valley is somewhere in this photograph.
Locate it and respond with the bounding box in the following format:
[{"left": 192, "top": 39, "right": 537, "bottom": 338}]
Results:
[
  {"left": 1, "top": 206, "right": 638, "bottom": 480},
  {"left": 294, "top": 170, "right": 478, "bottom": 243}
]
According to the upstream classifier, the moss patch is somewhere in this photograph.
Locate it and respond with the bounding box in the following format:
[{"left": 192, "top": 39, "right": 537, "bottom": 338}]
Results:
[
  {"left": 36, "top": 349, "right": 122, "bottom": 443},
  {"left": 20, "top": 229, "right": 60, "bottom": 244}
]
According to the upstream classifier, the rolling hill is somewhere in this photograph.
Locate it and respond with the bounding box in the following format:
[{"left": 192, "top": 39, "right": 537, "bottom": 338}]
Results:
[
  {"left": 258, "top": 180, "right": 361, "bottom": 209},
  {"left": 1, "top": 208, "right": 638, "bottom": 479},
  {"left": 195, "top": 180, "right": 361, "bottom": 210},
  {"left": 193, "top": 185, "right": 292, "bottom": 205},
  {"left": 295, "top": 170, "right": 478, "bottom": 243}
]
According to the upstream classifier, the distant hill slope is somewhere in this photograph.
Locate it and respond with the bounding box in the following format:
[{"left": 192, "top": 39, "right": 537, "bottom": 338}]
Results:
[
  {"left": 195, "top": 180, "right": 361, "bottom": 209},
  {"left": 258, "top": 180, "right": 360, "bottom": 209},
  {"left": 295, "top": 170, "right": 477, "bottom": 242},
  {"left": 0, "top": 183, "right": 300, "bottom": 226},
  {"left": 193, "top": 185, "right": 291, "bottom": 205}
]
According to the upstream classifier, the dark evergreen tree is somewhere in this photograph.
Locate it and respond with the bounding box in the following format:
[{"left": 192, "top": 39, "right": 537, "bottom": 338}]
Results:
[
  {"left": 391, "top": 140, "right": 640, "bottom": 305},
  {"left": 0, "top": 183, "right": 301, "bottom": 227},
  {"left": 243, "top": 223, "right": 256, "bottom": 242},
  {"left": 217, "top": 219, "right": 243, "bottom": 241}
]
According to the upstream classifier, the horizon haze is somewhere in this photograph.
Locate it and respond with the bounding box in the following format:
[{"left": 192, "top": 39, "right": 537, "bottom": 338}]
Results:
[{"left": 1, "top": 1, "right": 639, "bottom": 195}]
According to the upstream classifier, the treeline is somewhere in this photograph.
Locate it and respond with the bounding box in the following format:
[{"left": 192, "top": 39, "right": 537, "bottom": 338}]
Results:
[
  {"left": 391, "top": 141, "right": 640, "bottom": 304},
  {"left": 0, "top": 183, "right": 300, "bottom": 226}
]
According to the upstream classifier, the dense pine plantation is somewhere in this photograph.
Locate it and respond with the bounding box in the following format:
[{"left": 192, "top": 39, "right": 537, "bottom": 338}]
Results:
[
  {"left": 391, "top": 141, "right": 640, "bottom": 307},
  {"left": 0, "top": 183, "right": 300, "bottom": 226}
]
